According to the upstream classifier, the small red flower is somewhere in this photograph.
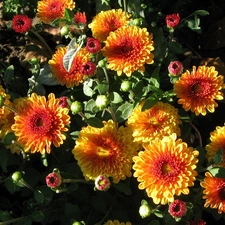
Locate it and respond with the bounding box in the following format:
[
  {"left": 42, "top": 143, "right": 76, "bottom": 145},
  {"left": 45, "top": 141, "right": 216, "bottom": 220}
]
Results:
[
  {"left": 168, "top": 199, "right": 187, "bottom": 218},
  {"left": 188, "top": 219, "right": 206, "bottom": 225},
  {"left": 46, "top": 172, "right": 62, "bottom": 188},
  {"left": 74, "top": 12, "right": 87, "bottom": 25},
  {"left": 165, "top": 14, "right": 180, "bottom": 29},
  {"left": 58, "top": 96, "right": 69, "bottom": 108},
  {"left": 95, "top": 175, "right": 111, "bottom": 191},
  {"left": 168, "top": 61, "right": 183, "bottom": 76},
  {"left": 86, "top": 37, "right": 101, "bottom": 54},
  {"left": 81, "top": 61, "right": 97, "bottom": 76},
  {"left": 12, "top": 14, "right": 32, "bottom": 33}
]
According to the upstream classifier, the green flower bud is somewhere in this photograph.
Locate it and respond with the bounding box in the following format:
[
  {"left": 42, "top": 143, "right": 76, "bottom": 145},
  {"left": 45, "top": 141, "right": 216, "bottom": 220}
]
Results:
[
  {"left": 72, "top": 222, "right": 82, "bottom": 225},
  {"left": 60, "top": 26, "right": 70, "bottom": 36},
  {"left": 131, "top": 18, "right": 143, "bottom": 26},
  {"left": 95, "top": 95, "right": 109, "bottom": 110},
  {"left": 11, "top": 171, "right": 22, "bottom": 182},
  {"left": 70, "top": 101, "right": 83, "bottom": 114},
  {"left": 97, "top": 58, "right": 107, "bottom": 68},
  {"left": 139, "top": 204, "right": 151, "bottom": 218},
  {"left": 121, "top": 80, "right": 132, "bottom": 92},
  {"left": 0, "top": 96, "right": 5, "bottom": 107}
]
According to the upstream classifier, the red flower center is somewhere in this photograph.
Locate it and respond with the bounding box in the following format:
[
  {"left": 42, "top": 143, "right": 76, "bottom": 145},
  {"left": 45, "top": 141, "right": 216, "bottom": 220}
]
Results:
[
  {"left": 189, "top": 80, "right": 211, "bottom": 97},
  {"left": 218, "top": 182, "right": 225, "bottom": 200}
]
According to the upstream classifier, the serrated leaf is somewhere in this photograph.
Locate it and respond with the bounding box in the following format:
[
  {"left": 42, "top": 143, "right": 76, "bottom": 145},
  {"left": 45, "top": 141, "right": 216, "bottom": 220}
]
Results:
[
  {"left": 86, "top": 117, "right": 104, "bottom": 128},
  {"left": 109, "top": 92, "right": 123, "bottom": 104},
  {"left": 115, "top": 102, "right": 133, "bottom": 123},
  {"left": 208, "top": 167, "right": 225, "bottom": 178}
]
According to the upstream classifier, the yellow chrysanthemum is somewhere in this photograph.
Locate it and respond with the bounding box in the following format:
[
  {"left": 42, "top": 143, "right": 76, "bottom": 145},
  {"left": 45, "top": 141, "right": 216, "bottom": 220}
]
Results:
[
  {"left": 205, "top": 124, "right": 225, "bottom": 166},
  {"left": 11, "top": 93, "right": 70, "bottom": 154},
  {"left": 49, "top": 46, "right": 90, "bottom": 88},
  {"left": 200, "top": 172, "right": 225, "bottom": 214},
  {"left": 88, "top": 9, "right": 131, "bottom": 42},
  {"left": 102, "top": 25, "right": 154, "bottom": 76},
  {"left": 36, "top": 0, "right": 75, "bottom": 24},
  {"left": 72, "top": 120, "right": 140, "bottom": 183},
  {"left": 104, "top": 220, "right": 132, "bottom": 225},
  {"left": 174, "top": 66, "right": 225, "bottom": 116},
  {"left": 126, "top": 101, "right": 181, "bottom": 144},
  {"left": 133, "top": 134, "right": 199, "bottom": 205}
]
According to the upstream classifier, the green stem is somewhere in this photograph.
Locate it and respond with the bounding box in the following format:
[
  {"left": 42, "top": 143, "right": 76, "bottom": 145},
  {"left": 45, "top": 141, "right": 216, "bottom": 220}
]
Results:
[
  {"left": 123, "top": 0, "right": 127, "bottom": 12},
  {"left": 106, "top": 107, "right": 118, "bottom": 128},
  {"left": 94, "top": 205, "right": 113, "bottom": 225},
  {"left": 63, "top": 178, "right": 93, "bottom": 185},
  {"left": 0, "top": 216, "right": 31, "bottom": 225},
  {"left": 102, "top": 67, "right": 109, "bottom": 83},
  {"left": 4, "top": 104, "right": 18, "bottom": 114}
]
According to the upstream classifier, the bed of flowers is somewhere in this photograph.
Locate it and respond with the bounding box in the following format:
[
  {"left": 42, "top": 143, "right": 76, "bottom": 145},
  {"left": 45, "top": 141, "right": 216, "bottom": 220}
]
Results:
[{"left": 1, "top": 0, "right": 225, "bottom": 224}]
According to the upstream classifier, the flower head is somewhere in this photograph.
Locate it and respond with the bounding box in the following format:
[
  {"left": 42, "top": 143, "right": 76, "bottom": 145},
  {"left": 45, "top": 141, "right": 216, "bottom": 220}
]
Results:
[
  {"left": 188, "top": 219, "right": 206, "bottom": 225},
  {"left": 49, "top": 46, "right": 91, "bottom": 88},
  {"left": 200, "top": 171, "right": 225, "bottom": 214},
  {"left": 72, "top": 120, "right": 139, "bottom": 183},
  {"left": 174, "top": 66, "right": 225, "bottom": 116},
  {"left": 102, "top": 25, "right": 154, "bottom": 76},
  {"left": 86, "top": 37, "right": 101, "bottom": 54},
  {"left": 12, "top": 14, "right": 31, "bottom": 33},
  {"left": 104, "top": 221, "right": 131, "bottom": 225},
  {"left": 46, "top": 172, "right": 62, "bottom": 188},
  {"left": 74, "top": 11, "right": 87, "bottom": 25},
  {"left": 36, "top": 0, "right": 75, "bottom": 24},
  {"left": 166, "top": 13, "right": 180, "bottom": 29},
  {"left": 95, "top": 175, "right": 111, "bottom": 191},
  {"left": 88, "top": 9, "right": 131, "bottom": 42},
  {"left": 11, "top": 93, "right": 70, "bottom": 154},
  {"left": 126, "top": 101, "right": 181, "bottom": 144},
  {"left": 58, "top": 96, "right": 69, "bottom": 108},
  {"left": 133, "top": 134, "right": 199, "bottom": 205},
  {"left": 168, "top": 61, "right": 183, "bottom": 76},
  {"left": 168, "top": 199, "right": 187, "bottom": 218},
  {"left": 81, "top": 61, "right": 97, "bottom": 77}
]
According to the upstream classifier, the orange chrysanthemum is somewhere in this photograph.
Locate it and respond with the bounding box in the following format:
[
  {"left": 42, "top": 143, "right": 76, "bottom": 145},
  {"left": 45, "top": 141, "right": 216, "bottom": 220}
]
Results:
[
  {"left": 200, "top": 172, "right": 225, "bottom": 214},
  {"left": 126, "top": 101, "right": 181, "bottom": 144},
  {"left": 133, "top": 134, "right": 199, "bottom": 205},
  {"left": 88, "top": 9, "right": 131, "bottom": 42},
  {"left": 104, "top": 220, "right": 132, "bottom": 225},
  {"left": 49, "top": 46, "right": 90, "bottom": 88},
  {"left": 72, "top": 120, "right": 140, "bottom": 183},
  {"left": 174, "top": 66, "right": 225, "bottom": 116},
  {"left": 11, "top": 93, "right": 70, "bottom": 154},
  {"left": 36, "top": 0, "right": 75, "bottom": 24},
  {"left": 102, "top": 25, "right": 154, "bottom": 76}
]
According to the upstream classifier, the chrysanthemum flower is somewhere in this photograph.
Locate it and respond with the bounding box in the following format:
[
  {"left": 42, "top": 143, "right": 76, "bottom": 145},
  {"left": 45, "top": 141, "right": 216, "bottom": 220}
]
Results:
[
  {"left": 94, "top": 175, "right": 110, "bottom": 191},
  {"left": 174, "top": 66, "right": 225, "bottom": 116},
  {"left": 166, "top": 14, "right": 180, "bottom": 29},
  {"left": 133, "top": 134, "right": 199, "bottom": 205},
  {"left": 188, "top": 219, "right": 206, "bottom": 225},
  {"left": 205, "top": 124, "right": 225, "bottom": 166},
  {"left": 74, "top": 11, "right": 87, "bottom": 25},
  {"left": 126, "top": 101, "right": 181, "bottom": 144},
  {"left": 102, "top": 25, "right": 154, "bottom": 76},
  {"left": 49, "top": 46, "right": 91, "bottom": 88},
  {"left": 86, "top": 37, "right": 101, "bottom": 54},
  {"left": 200, "top": 171, "right": 225, "bottom": 214},
  {"left": 72, "top": 120, "right": 139, "bottom": 183},
  {"left": 11, "top": 93, "right": 70, "bottom": 154},
  {"left": 168, "top": 61, "right": 183, "bottom": 76},
  {"left": 12, "top": 14, "right": 32, "bottom": 33},
  {"left": 46, "top": 172, "right": 62, "bottom": 188},
  {"left": 104, "top": 220, "right": 131, "bottom": 225},
  {"left": 36, "top": 0, "right": 75, "bottom": 24},
  {"left": 58, "top": 96, "right": 69, "bottom": 108},
  {"left": 168, "top": 199, "right": 187, "bottom": 218},
  {"left": 88, "top": 9, "right": 131, "bottom": 42},
  {"left": 81, "top": 61, "right": 97, "bottom": 76}
]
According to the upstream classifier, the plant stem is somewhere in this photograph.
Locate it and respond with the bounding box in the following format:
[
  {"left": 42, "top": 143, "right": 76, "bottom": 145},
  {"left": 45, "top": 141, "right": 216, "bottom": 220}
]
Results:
[
  {"left": 123, "top": 0, "right": 127, "bottom": 12},
  {"left": 63, "top": 178, "right": 93, "bottom": 185},
  {"left": 0, "top": 216, "right": 31, "bottom": 225},
  {"left": 3, "top": 104, "right": 18, "bottom": 114},
  {"left": 189, "top": 122, "right": 203, "bottom": 147},
  {"left": 102, "top": 67, "right": 109, "bottom": 83}
]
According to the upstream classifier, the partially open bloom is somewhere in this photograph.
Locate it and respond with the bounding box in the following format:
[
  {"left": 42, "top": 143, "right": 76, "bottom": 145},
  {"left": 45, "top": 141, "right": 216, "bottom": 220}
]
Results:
[
  {"left": 104, "top": 221, "right": 131, "bottom": 225},
  {"left": 11, "top": 93, "right": 70, "bottom": 154},
  {"left": 58, "top": 96, "right": 69, "bottom": 108},
  {"left": 102, "top": 25, "right": 154, "bottom": 76},
  {"left": 72, "top": 120, "right": 139, "bottom": 183},
  {"left": 12, "top": 14, "right": 31, "bottom": 33},
  {"left": 168, "top": 61, "right": 183, "bottom": 76},
  {"left": 86, "top": 37, "right": 101, "bottom": 54},
  {"left": 188, "top": 219, "right": 206, "bottom": 225},
  {"left": 46, "top": 172, "right": 62, "bottom": 188},
  {"left": 168, "top": 199, "right": 187, "bottom": 218},
  {"left": 205, "top": 124, "right": 225, "bottom": 166},
  {"left": 94, "top": 175, "right": 110, "bottom": 191},
  {"left": 174, "top": 66, "right": 225, "bottom": 116},
  {"left": 74, "top": 11, "right": 87, "bottom": 25},
  {"left": 166, "top": 13, "right": 180, "bottom": 29},
  {"left": 200, "top": 172, "right": 225, "bottom": 214},
  {"left": 126, "top": 101, "right": 181, "bottom": 144},
  {"left": 36, "top": 0, "right": 75, "bottom": 24},
  {"left": 88, "top": 9, "right": 131, "bottom": 42},
  {"left": 49, "top": 46, "right": 91, "bottom": 88},
  {"left": 81, "top": 61, "right": 97, "bottom": 77},
  {"left": 133, "top": 134, "right": 199, "bottom": 205}
]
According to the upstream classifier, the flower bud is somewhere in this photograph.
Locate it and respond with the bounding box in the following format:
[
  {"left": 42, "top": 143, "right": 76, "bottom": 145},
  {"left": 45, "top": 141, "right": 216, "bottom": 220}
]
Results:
[
  {"left": 60, "top": 26, "right": 70, "bottom": 36},
  {"left": 95, "top": 175, "right": 110, "bottom": 191},
  {"left": 121, "top": 80, "right": 132, "bottom": 92},
  {"left": 97, "top": 58, "right": 107, "bottom": 68},
  {"left": 95, "top": 95, "right": 109, "bottom": 110},
  {"left": 139, "top": 204, "right": 151, "bottom": 218},
  {"left": 11, "top": 171, "right": 22, "bottom": 182},
  {"left": 168, "top": 61, "right": 183, "bottom": 76},
  {"left": 165, "top": 13, "right": 180, "bottom": 29},
  {"left": 0, "top": 96, "right": 5, "bottom": 107},
  {"left": 168, "top": 199, "right": 187, "bottom": 218},
  {"left": 70, "top": 101, "right": 83, "bottom": 114},
  {"left": 46, "top": 172, "right": 62, "bottom": 189}
]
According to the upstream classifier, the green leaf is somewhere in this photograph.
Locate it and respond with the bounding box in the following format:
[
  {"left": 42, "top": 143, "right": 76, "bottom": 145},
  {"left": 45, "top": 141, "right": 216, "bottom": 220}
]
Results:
[
  {"left": 64, "top": 8, "right": 74, "bottom": 22},
  {"left": 0, "top": 210, "right": 13, "bottom": 221},
  {"left": 114, "top": 183, "right": 131, "bottom": 195},
  {"left": 86, "top": 117, "right": 104, "bottom": 128},
  {"left": 211, "top": 149, "right": 223, "bottom": 165},
  {"left": 5, "top": 178, "right": 18, "bottom": 193},
  {"left": 153, "top": 209, "right": 164, "bottom": 218},
  {"left": 64, "top": 203, "right": 80, "bottom": 219},
  {"left": 84, "top": 99, "right": 98, "bottom": 117},
  {"left": 148, "top": 220, "right": 160, "bottom": 225},
  {"left": 96, "top": 82, "right": 109, "bottom": 94},
  {"left": 4, "top": 65, "right": 14, "bottom": 84},
  {"left": 168, "top": 41, "right": 184, "bottom": 54},
  {"left": 31, "top": 211, "right": 45, "bottom": 222},
  {"left": 83, "top": 79, "right": 96, "bottom": 97},
  {"left": 109, "top": 92, "right": 123, "bottom": 104},
  {"left": 115, "top": 102, "right": 133, "bottom": 123},
  {"left": 3, "top": 132, "right": 16, "bottom": 146},
  {"left": 34, "top": 186, "right": 53, "bottom": 205},
  {"left": 208, "top": 167, "right": 225, "bottom": 178},
  {"left": 141, "top": 96, "right": 159, "bottom": 111},
  {"left": 189, "top": 10, "right": 209, "bottom": 17},
  {"left": 91, "top": 196, "right": 107, "bottom": 213}
]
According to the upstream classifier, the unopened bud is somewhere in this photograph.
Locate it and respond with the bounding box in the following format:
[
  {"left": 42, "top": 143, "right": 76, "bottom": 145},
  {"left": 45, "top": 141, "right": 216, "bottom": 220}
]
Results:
[
  {"left": 121, "top": 80, "right": 132, "bottom": 92},
  {"left": 70, "top": 101, "right": 83, "bottom": 114},
  {"left": 95, "top": 95, "right": 109, "bottom": 110},
  {"left": 60, "top": 26, "right": 70, "bottom": 36},
  {"left": 139, "top": 204, "right": 151, "bottom": 218}
]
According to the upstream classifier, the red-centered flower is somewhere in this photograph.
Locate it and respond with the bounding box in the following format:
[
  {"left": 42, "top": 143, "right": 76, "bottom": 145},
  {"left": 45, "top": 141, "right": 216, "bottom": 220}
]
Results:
[
  {"left": 95, "top": 175, "right": 111, "bottom": 191},
  {"left": 188, "top": 219, "right": 206, "bottom": 225},
  {"left": 200, "top": 172, "right": 225, "bottom": 214},
  {"left": 74, "top": 11, "right": 87, "bottom": 25},
  {"left": 49, "top": 46, "right": 91, "bottom": 88},
  {"left": 36, "top": 0, "right": 75, "bottom": 24},
  {"left": 174, "top": 66, "right": 225, "bottom": 116},
  {"left": 166, "top": 13, "right": 180, "bottom": 29},
  {"left": 133, "top": 134, "right": 199, "bottom": 205},
  {"left": 46, "top": 172, "right": 62, "bottom": 188},
  {"left": 72, "top": 120, "right": 140, "bottom": 183},
  {"left": 58, "top": 96, "right": 69, "bottom": 108},
  {"left": 11, "top": 93, "right": 70, "bottom": 154},
  {"left": 81, "top": 61, "right": 96, "bottom": 76},
  {"left": 86, "top": 37, "right": 101, "bottom": 54},
  {"left": 168, "top": 199, "right": 187, "bottom": 218},
  {"left": 12, "top": 14, "right": 31, "bottom": 33},
  {"left": 88, "top": 9, "right": 131, "bottom": 42},
  {"left": 168, "top": 61, "right": 183, "bottom": 76},
  {"left": 102, "top": 25, "right": 154, "bottom": 76}
]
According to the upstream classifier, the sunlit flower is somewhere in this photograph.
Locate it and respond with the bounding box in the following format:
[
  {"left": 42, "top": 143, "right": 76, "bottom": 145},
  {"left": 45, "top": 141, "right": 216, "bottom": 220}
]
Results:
[
  {"left": 166, "top": 13, "right": 180, "bottom": 29},
  {"left": 94, "top": 175, "right": 111, "bottom": 191},
  {"left": 200, "top": 171, "right": 225, "bottom": 214},
  {"left": 49, "top": 46, "right": 91, "bottom": 88},
  {"left": 81, "top": 61, "right": 97, "bottom": 76},
  {"left": 88, "top": 9, "right": 131, "bottom": 42},
  {"left": 168, "top": 199, "right": 187, "bottom": 218},
  {"left": 102, "top": 25, "right": 154, "bottom": 76},
  {"left": 86, "top": 37, "right": 101, "bottom": 54},
  {"left": 104, "top": 220, "right": 131, "bottom": 225},
  {"left": 46, "top": 172, "right": 62, "bottom": 188},
  {"left": 174, "top": 66, "right": 225, "bottom": 116},
  {"left": 168, "top": 61, "right": 183, "bottom": 76},
  {"left": 188, "top": 219, "right": 206, "bottom": 225},
  {"left": 74, "top": 11, "right": 87, "bottom": 25},
  {"left": 205, "top": 124, "right": 225, "bottom": 166},
  {"left": 11, "top": 93, "right": 70, "bottom": 154},
  {"left": 12, "top": 14, "right": 31, "bottom": 33},
  {"left": 126, "top": 101, "right": 181, "bottom": 144},
  {"left": 133, "top": 134, "right": 199, "bottom": 205},
  {"left": 72, "top": 120, "right": 139, "bottom": 183},
  {"left": 36, "top": 0, "right": 75, "bottom": 24}
]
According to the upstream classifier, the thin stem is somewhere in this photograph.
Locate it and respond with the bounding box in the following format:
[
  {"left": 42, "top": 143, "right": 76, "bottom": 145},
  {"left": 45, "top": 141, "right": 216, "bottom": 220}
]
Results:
[
  {"left": 106, "top": 107, "right": 118, "bottom": 128},
  {"left": 4, "top": 104, "right": 18, "bottom": 114},
  {"left": 63, "top": 178, "right": 93, "bottom": 185},
  {"left": 94, "top": 205, "right": 113, "bottom": 225},
  {"left": 189, "top": 122, "right": 202, "bottom": 147},
  {"left": 102, "top": 67, "right": 109, "bottom": 83},
  {"left": 0, "top": 216, "right": 31, "bottom": 225},
  {"left": 123, "top": 0, "right": 127, "bottom": 12}
]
